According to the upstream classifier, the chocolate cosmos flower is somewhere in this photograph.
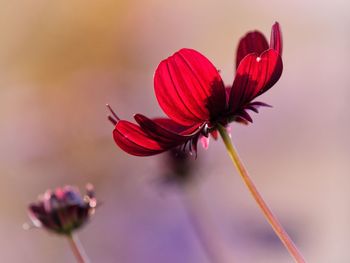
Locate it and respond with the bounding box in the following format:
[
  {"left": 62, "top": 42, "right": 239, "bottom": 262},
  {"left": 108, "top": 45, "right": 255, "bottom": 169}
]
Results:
[
  {"left": 28, "top": 184, "right": 97, "bottom": 235},
  {"left": 110, "top": 23, "right": 282, "bottom": 156}
]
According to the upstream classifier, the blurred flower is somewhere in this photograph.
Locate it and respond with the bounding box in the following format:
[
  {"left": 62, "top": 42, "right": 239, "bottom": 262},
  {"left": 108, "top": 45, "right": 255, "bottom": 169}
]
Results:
[
  {"left": 28, "top": 184, "right": 97, "bottom": 235},
  {"left": 110, "top": 22, "right": 282, "bottom": 156},
  {"left": 161, "top": 148, "right": 197, "bottom": 186}
]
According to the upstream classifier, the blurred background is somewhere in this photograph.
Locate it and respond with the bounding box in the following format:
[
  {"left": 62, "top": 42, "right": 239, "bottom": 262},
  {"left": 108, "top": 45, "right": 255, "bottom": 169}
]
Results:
[{"left": 0, "top": 0, "right": 349, "bottom": 262}]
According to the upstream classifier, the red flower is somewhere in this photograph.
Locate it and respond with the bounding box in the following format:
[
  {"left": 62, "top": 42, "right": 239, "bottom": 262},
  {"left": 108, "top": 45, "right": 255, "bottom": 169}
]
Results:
[{"left": 109, "top": 22, "right": 282, "bottom": 156}]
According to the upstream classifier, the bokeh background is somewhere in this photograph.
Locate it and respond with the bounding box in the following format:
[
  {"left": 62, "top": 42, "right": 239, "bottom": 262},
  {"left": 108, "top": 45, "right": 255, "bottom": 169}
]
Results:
[{"left": 0, "top": 0, "right": 349, "bottom": 262}]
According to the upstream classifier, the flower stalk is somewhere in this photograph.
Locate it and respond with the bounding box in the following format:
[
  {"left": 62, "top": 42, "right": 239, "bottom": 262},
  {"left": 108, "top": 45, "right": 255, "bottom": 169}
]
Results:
[
  {"left": 67, "top": 233, "right": 89, "bottom": 263},
  {"left": 162, "top": 149, "right": 232, "bottom": 263},
  {"left": 181, "top": 185, "right": 232, "bottom": 263},
  {"left": 217, "top": 124, "right": 306, "bottom": 263}
]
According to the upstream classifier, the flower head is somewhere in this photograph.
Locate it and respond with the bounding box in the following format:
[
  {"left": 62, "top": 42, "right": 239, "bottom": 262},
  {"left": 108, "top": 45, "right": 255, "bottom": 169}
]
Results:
[
  {"left": 28, "top": 184, "right": 97, "bottom": 235},
  {"left": 110, "top": 22, "right": 282, "bottom": 156}
]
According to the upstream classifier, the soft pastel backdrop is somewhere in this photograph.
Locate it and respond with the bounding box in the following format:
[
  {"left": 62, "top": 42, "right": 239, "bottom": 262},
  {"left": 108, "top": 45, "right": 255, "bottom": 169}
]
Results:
[{"left": 0, "top": 0, "right": 349, "bottom": 262}]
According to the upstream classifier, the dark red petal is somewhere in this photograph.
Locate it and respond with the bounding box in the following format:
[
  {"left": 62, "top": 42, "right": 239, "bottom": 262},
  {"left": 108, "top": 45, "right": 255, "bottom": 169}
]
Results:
[
  {"left": 248, "top": 101, "right": 272, "bottom": 108},
  {"left": 29, "top": 203, "right": 62, "bottom": 231},
  {"left": 236, "top": 31, "right": 269, "bottom": 69},
  {"left": 113, "top": 120, "right": 167, "bottom": 156},
  {"left": 139, "top": 116, "right": 202, "bottom": 135},
  {"left": 237, "top": 110, "right": 253, "bottom": 123},
  {"left": 229, "top": 49, "right": 283, "bottom": 113},
  {"left": 235, "top": 117, "right": 249, "bottom": 125},
  {"left": 134, "top": 114, "right": 201, "bottom": 143},
  {"left": 29, "top": 204, "right": 46, "bottom": 219},
  {"left": 154, "top": 48, "right": 226, "bottom": 126},
  {"left": 245, "top": 101, "right": 272, "bottom": 113},
  {"left": 246, "top": 105, "right": 259, "bottom": 113},
  {"left": 113, "top": 116, "right": 203, "bottom": 156},
  {"left": 270, "top": 22, "right": 283, "bottom": 56}
]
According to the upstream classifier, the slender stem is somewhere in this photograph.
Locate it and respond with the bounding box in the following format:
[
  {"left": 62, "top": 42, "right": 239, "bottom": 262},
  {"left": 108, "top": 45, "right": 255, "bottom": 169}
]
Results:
[
  {"left": 181, "top": 185, "right": 232, "bottom": 263},
  {"left": 67, "top": 233, "right": 89, "bottom": 263},
  {"left": 217, "top": 125, "right": 306, "bottom": 263}
]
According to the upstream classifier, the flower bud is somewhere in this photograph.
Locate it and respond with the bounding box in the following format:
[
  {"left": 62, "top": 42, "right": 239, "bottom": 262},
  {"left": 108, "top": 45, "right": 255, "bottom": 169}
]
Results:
[{"left": 28, "top": 184, "right": 97, "bottom": 235}]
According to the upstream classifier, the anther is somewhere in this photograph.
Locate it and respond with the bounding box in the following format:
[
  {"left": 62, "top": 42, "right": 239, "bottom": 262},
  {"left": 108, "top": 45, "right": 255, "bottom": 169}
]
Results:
[{"left": 106, "top": 104, "right": 120, "bottom": 125}]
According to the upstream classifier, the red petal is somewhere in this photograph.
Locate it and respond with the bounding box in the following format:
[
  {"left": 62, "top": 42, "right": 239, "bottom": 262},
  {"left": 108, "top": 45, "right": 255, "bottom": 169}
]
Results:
[
  {"left": 229, "top": 49, "right": 283, "bottom": 113},
  {"left": 142, "top": 116, "right": 202, "bottom": 135},
  {"left": 245, "top": 101, "right": 272, "bottom": 113},
  {"left": 29, "top": 204, "right": 46, "bottom": 219},
  {"left": 248, "top": 101, "right": 272, "bottom": 108},
  {"left": 134, "top": 114, "right": 201, "bottom": 141},
  {"left": 237, "top": 110, "right": 253, "bottom": 123},
  {"left": 235, "top": 117, "right": 249, "bottom": 125},
  {"left": 113, "top": 115, "right": 202, "bottom": 156},
  {"left": 246, "top": 105, "right": 259, "bottom": 113},
  {"left": 113, "top": 120, "right": 167, "bottom": 156},
  {"left": 154, "top": 48, "right": 226, "bottom": 126},
  {"left": 236, "top": 31, "right": 268, "bottom": 69},
  {"left": 270, "top": 22, "right": 283, "bottom": 56}
]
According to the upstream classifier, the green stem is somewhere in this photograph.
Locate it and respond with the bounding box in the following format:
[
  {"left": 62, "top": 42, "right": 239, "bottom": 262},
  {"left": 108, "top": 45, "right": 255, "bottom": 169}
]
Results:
[
  {"left": 217, "top": 124, "right": 306, "bottom": 263},
  {"left": 67, "top": 233, "right": 89, "bottom": 263}
]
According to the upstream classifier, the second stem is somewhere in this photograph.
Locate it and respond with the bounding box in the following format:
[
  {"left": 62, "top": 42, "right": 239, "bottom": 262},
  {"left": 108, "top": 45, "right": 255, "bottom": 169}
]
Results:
[{"left": 67, "top": 233, "right": 89, "bottom": 263}]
